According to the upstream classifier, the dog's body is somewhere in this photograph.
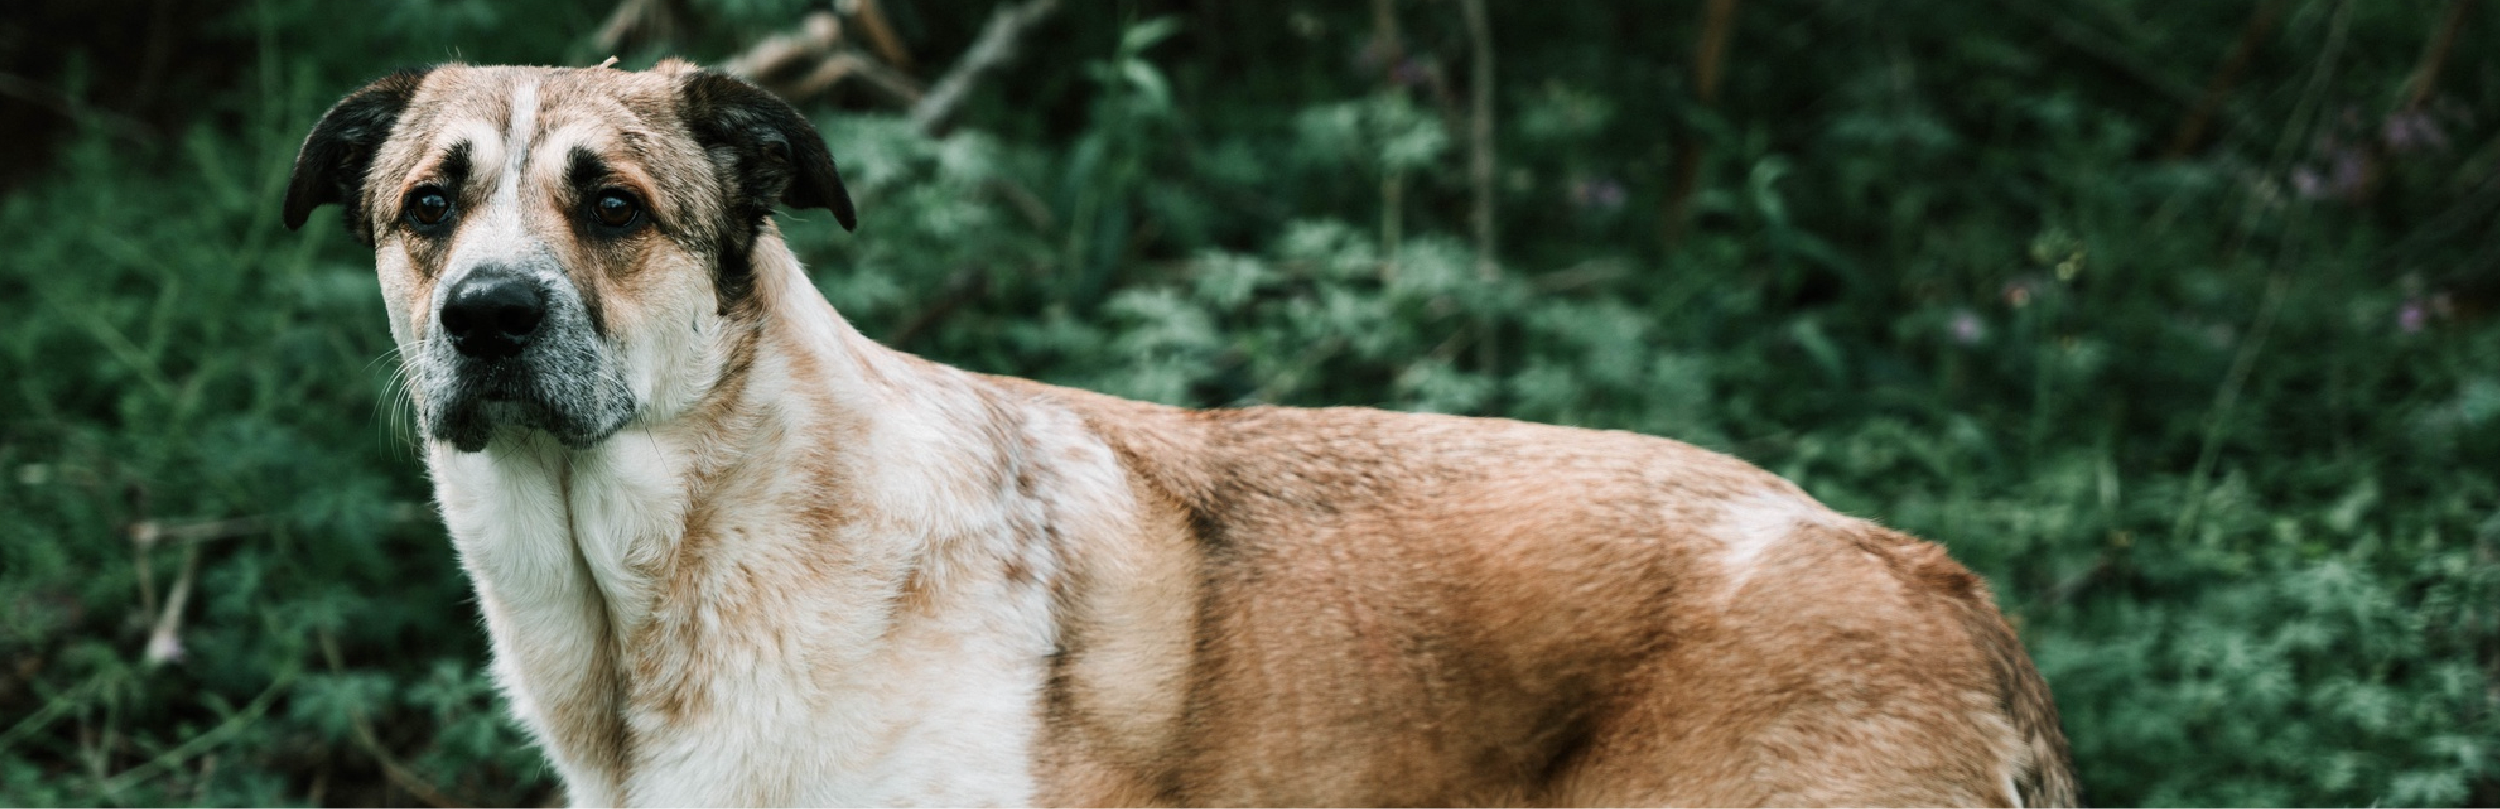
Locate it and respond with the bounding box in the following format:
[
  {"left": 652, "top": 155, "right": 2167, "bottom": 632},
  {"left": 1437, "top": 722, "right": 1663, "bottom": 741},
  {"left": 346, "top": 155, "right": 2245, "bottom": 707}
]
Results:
[{"left": 285, "top": 63, "right": 2076, "bottom": 807}]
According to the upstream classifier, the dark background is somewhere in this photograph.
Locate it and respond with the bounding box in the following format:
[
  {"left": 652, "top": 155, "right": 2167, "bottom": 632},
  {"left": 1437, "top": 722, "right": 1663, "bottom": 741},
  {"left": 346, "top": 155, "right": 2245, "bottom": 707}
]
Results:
[{"left": 3, "top": 0, "right": 2496, "bottom": 804}]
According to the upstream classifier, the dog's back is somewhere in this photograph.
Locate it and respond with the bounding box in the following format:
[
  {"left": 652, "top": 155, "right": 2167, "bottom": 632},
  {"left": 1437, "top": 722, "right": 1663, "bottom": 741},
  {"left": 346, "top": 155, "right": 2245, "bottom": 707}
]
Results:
[{"left": 1018, "top": 381, "right": 2077, "bottom": 806}]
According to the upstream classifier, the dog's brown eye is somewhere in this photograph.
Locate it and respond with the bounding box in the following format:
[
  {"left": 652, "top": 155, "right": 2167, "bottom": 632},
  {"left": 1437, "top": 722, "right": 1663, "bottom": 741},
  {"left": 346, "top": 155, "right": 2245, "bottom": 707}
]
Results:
[
  {"left": 593, "top": 190, "right": 639, "bottom": 229},
  {"left": 408, "top": 188, "right": 452, "bottom": 226}
]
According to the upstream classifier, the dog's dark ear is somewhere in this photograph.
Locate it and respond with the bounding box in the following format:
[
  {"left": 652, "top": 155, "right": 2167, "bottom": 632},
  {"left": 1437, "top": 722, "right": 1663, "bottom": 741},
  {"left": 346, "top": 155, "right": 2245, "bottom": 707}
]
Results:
[
  {"left": 283, "top": 67, "right": 434, "bottom": 241},
  {"left": 679, "top": 71, "right": 857, "bottom": 232}
]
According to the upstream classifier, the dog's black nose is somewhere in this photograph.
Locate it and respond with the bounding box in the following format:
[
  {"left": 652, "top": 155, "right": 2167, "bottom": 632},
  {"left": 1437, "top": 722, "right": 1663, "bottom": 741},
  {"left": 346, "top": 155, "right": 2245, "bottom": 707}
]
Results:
[{"left": 441, "top": 273, "right": 547, "bottom": 360}]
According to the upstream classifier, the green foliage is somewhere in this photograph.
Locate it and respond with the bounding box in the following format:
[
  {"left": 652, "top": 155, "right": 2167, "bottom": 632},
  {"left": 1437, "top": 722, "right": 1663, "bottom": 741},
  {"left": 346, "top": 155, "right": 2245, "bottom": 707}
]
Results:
[{"left": 4, "top": 0, "right": 2497, "bottom": 805}]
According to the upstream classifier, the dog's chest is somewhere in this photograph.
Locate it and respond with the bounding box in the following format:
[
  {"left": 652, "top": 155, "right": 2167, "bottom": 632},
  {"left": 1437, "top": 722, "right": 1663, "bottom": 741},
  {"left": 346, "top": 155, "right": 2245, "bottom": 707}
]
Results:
[{"left": 432, "top": 436, "right": 1055, "bottom": 806}]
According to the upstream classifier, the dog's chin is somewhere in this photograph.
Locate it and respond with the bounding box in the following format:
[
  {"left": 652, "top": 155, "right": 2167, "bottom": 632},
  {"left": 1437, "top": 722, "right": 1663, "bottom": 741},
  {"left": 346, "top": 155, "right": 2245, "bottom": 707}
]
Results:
[{"left": 427, "top": 380, "right": 633, "bottom": 453}]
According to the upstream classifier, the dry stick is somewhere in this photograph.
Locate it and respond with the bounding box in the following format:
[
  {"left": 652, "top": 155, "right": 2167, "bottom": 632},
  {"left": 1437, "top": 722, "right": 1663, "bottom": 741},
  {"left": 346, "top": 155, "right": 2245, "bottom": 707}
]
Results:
[
  {"left": 594, "top": 0, "right": 680, "bottom": 54},
  {"left": 848, "top": 0, "right": 917, "bottom": 71},
  {"left": 721, "top": 9, "right": 926, "bottom": 110},
  {"left": 725, "top": 12, "right": 843, "bottom": 84},
  {"left": 1999, "top": 0, "right": 2211, "bottom": 110},
  {"left": 93, "top": 665, "right": 297, "bottom": 796},
  {"left": 1459, "top": 0, "right": 1496, "bottom": 282},
  {"left": 1662, "top": 0, "right": 1739, "bottom": 248},
  {"left": 909, "top": 0, "right": 1062, "bottom": 138},
  {"left": 319, "top": 631, "right": 476, "bottom": 809},
  {"left": 143, "top": 543, "right": 200, "bottom": 667},
  {"left": 2402, "top": 0, "right": 2473, "bottom": 112},
  {"left": 125, "top": 517, "right": 266, "bottom": 666},
  {"left": 796, "top": 52, "right": 925, "bottom": 108},
  {"left": 2164, "top": 0, "right": 2286, "bottom": 159},
  {"left": 1374, "top": 0, "right": 1407, "bottom": 283},
  {"left": 2177, "top": 0, "right": 2354, "bottom": 542}
]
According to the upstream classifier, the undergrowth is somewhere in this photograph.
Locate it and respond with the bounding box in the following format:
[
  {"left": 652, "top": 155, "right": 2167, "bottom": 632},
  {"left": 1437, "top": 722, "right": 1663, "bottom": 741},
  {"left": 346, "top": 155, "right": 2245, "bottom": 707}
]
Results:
[{"left": 3, "top": 0, "right": 2495, "bottom": 805}]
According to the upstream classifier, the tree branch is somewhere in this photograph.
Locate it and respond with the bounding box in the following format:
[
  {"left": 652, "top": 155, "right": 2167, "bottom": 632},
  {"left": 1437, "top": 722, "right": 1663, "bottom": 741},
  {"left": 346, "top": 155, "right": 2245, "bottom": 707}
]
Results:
[
  {"left": 2165, "top": 0, "right": 2284, "bottom": 159},
  {"left": 908, "top": 0, "right": 1061, "bottom": 137},
  {"left": 1459, "top": 0, "right": 1497, "bottom": 281},
  {"left": 1662, "top": 0, "right": 1739, "bottom": 248},
  {"left": 724, "top": 10, "right": 925, "bottom": 107}
]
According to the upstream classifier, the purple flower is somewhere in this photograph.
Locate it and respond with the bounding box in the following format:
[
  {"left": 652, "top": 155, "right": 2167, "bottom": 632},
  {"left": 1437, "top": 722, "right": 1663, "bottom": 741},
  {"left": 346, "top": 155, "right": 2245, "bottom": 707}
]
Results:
[
  {"left": 1948, "top": 309, "right": 1985, "bottom": 345},
  {"left": 2382, "top": 110, "right": 2449, "bottom": 154},
  {"left": 2399, "top": 301, "right": 2428, "bottom": 334},
  {"left": 1391, "top": 58, "right": 1435, "bottom": 88},
  {"left": 2292, "top": 146, "right": 2371, "bottom": 202},
  {"left": 1569, "top": 177, "right": 1626, "bottom": 211}
]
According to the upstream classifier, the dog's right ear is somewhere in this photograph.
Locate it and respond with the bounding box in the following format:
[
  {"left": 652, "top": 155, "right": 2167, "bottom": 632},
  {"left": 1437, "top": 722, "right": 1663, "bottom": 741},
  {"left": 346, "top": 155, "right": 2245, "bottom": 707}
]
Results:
[{"left": 283, "top": 67, "right": 434, "bottom": 242}]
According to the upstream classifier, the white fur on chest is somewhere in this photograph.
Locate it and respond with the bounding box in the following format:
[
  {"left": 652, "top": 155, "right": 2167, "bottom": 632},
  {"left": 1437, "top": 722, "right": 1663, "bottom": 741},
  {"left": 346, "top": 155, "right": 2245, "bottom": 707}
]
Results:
[{"left": 430, "top": 415, "right": 1063, "bottom": 806}]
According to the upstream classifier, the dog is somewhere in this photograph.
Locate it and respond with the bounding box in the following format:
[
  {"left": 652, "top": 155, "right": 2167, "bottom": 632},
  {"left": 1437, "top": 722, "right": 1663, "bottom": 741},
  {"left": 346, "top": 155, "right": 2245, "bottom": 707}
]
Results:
[{"left": 282, "top": 61, "right": 2077, "bottom": 807}]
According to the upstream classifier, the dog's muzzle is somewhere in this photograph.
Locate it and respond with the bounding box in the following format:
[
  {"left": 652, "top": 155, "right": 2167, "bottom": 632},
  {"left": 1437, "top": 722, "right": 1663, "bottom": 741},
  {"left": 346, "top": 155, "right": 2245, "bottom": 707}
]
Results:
[{"left": 420, "top": 267, "right": 633, "bottom": 453}]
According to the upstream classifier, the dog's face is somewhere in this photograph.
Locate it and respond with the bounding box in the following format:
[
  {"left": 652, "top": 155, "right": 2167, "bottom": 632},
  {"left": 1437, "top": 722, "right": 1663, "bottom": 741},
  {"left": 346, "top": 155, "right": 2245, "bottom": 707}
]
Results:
[{"left": 283, "top": 63, "right": 853, "bottom": 451}]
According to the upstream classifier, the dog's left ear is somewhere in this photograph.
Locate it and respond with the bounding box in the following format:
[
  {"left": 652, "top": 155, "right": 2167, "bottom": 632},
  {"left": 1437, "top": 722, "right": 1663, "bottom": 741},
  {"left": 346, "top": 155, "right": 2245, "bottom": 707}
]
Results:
[
  {"left": 283, "top": 66, "right": 435, "bottom": 241},
  {"left": 679, "top": 71, "right": 858, "bottom": 232}
]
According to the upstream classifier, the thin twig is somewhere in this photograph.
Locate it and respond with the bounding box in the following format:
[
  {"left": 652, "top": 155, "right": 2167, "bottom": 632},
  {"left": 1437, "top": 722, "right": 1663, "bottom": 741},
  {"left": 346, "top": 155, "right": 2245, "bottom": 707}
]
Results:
[
  {"left": 2402, "top": 0, "right": 2473, "bottom": 112},
  {"left": 724, "top": 11, "right": 843, "bottom": 86},
  {"left": 0, "top": 677, "right": 106, "bottom": 754},
  {"left": 1663, "top": 0, "right": 1739, "bottom": 248},
  {"left": 846, "top": 0, "right": 916, "bottom": 71},
  {"left": 1998, "top": 0, "right": 2211, "bottom": 110},
  {"left": 129, "top": 516, "right": 268, "bottom": 545},
  {"left": 723, "top": 10, "right": 924, "bottom": 108},
  {"left": 594, "top": 0, "right": 687, "bottom": 54},
  {"left": 1373, "top": 0, "right": 1407, "bottom": 283},
  {"left": 143, "top": 543, "right": 199, "bottom": 667},
  {"left": 0, "top": 72, "right": 153, "bottom": 141},
  {"left": 2164, "top": 0, "right": 2284, "bottom": 159},
  {"left": 908, "top": 0, "right": 1061, "bottom": 137},
  {"left": 319, "top": 632, "right": 475, "bottom": 809},
  {"left": 1458, "top": 0, "right": 1497, "bottom": 281},
  {"left": 94, "top": 665, "right": 297, "bottom": 795}
]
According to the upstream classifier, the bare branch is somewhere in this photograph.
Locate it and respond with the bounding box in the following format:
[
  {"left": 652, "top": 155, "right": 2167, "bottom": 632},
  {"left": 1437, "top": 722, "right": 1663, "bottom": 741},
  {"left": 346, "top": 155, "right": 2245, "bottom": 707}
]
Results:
[
  {"left": 846, "top": 0, "right": 917, "bottom": 71},
  {"left": 2402, "top": 0, "right": 2473, "bottom": 112},
  {"left": 143, "top": 544, "right": 199, "bottom": 668},
  {"left": 1458, "top": 0, "right": 1497, "bottom": 281},
  {"left": 1662, "top": 0, "right": 1739, "bottom": 248},
  {"left": 724, "top": 10, "right": 925, "bottom": 109},
  {"left": 909, "top": 0, "right": 1061, "bottom": 137},
  {"left": 595, "top": 0, "right": 688, "bottom": 55},
  {"left": 320, "top": 632, "right": 477, "bottom": 809},
  {"left": 723, "top": 11, "right": 846, "bottom": 86},
  {"left": 129, "top": 516, "right": 267, "bottom": 546},
  {"left": 2165, "top": 0, "right": 2285, "bottom": 159}
]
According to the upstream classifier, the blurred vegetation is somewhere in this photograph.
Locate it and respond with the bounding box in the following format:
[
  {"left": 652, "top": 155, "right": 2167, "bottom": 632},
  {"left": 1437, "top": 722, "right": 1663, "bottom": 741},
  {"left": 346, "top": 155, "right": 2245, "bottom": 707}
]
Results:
[{"left": 3, "top": 0, "right": 2497, "bottom": 805}]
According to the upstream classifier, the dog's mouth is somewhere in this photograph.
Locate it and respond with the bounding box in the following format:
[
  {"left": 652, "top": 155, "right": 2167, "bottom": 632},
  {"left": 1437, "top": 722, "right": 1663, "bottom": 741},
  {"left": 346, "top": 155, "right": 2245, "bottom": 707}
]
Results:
[{"left": 425, "top": 354, "right": 634, "bottom": 453}]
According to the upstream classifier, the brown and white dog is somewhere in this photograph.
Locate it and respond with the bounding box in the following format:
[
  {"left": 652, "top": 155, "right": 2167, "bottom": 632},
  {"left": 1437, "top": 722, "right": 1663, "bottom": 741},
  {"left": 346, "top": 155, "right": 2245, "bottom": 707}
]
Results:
[{"left": 283, "top": 62, "right": 2077, "bottom": 807}]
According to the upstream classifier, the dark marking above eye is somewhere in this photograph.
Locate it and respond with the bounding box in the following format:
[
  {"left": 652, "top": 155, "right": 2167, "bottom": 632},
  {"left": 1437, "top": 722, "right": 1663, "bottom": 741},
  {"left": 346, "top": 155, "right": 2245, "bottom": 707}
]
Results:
[
  {"left": 567, "top": 146, "right": 610, "bottom": 192},
  {"left": 439, "top": 141, "right": 473, "bottom": 190}
]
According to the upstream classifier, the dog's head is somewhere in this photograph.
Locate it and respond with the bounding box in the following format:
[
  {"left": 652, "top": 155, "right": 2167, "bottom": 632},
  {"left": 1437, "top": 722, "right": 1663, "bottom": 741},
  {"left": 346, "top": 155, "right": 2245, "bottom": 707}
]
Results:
[{"left": 283, "top": 62, "right": 852, "bottom": 452}]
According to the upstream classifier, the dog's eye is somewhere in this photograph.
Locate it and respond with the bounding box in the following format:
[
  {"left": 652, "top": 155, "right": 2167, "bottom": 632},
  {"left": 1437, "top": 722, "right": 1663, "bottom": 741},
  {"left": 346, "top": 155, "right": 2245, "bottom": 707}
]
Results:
[
  {"left": 408, "top": 188, "right": 452, "bottom": 227},
  {"left": 592, "top": 190, "right": 639, "bottom": 229}
]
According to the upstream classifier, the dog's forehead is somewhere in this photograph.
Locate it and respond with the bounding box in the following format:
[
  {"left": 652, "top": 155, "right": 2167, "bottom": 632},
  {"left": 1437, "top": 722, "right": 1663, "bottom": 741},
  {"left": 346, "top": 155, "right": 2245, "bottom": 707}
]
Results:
[{"left": 396, "top": 64, "right": 692, "bottom": 151}]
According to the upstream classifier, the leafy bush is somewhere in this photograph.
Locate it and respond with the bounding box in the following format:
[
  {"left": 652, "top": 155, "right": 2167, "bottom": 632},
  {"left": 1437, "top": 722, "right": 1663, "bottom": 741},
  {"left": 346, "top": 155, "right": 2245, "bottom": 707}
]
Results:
[{"left": 3, "top": 0, "right": 2494, "bottom": 805}]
